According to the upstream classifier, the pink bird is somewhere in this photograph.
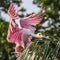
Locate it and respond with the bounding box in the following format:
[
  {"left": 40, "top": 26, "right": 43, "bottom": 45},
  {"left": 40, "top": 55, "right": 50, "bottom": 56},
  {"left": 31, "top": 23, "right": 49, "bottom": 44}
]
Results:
[{"left": 7, "top": 3, "right": 43, "bottom": 57}]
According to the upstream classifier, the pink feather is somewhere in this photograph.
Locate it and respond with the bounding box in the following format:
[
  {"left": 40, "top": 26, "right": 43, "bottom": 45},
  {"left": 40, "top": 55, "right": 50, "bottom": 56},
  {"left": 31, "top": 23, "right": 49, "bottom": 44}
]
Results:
[{"left": 7, "top": 3, "right": 42, "bottom": 57}]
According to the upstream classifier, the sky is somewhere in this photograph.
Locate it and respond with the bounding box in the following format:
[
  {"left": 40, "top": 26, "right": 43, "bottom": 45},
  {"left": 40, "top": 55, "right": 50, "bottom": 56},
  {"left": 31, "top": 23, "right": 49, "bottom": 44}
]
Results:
[{"left": 21, "top": 0, "right": 39, "bottom": 13}]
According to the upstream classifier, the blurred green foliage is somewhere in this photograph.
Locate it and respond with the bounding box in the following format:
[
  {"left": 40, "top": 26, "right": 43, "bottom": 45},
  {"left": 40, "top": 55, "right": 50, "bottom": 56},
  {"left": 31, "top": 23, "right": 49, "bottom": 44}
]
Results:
[{"left": 0, "top": 0, "right": 60, "bottom": 60}]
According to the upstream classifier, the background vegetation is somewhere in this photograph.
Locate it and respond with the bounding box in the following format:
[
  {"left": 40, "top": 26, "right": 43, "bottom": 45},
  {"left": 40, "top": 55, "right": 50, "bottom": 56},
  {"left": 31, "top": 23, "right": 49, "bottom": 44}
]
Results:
[{"left": 0, "top": 0, "right": 60, "bottom": 60}]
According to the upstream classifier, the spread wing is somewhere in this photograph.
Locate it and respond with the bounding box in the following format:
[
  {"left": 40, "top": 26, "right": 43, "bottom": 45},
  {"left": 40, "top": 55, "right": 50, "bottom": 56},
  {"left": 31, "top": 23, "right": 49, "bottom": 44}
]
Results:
[
  {"left": 22, "top": 14, "right": 42, "bottom": 26},
  {"left": 8, "top": 3, "right": 17, "bottom": 19}
]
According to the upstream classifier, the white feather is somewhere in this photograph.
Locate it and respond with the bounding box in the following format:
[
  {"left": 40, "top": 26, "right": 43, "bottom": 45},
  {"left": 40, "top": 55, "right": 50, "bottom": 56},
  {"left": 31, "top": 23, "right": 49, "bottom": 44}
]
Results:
[{"left": 15, "top": 18, "right": 22, "bottom": 29}]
